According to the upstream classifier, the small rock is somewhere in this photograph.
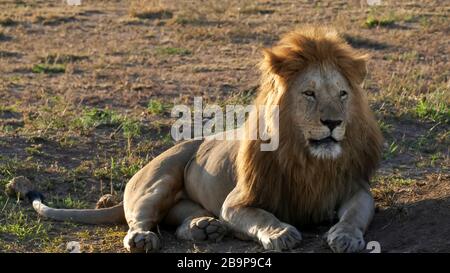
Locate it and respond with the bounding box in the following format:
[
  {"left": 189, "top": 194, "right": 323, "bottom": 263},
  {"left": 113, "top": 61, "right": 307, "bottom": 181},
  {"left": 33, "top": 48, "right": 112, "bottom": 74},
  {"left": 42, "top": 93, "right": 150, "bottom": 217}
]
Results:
[
  {"left": 66, "top": 0, "right": 82, "bottom": 6},
  {"left": 5, "top": 176, "right": 34, "bottom": 199},
  {"left": 96, "top": 194, "right": 120, "bottom": 209},
  {"left": 66, "top": 241, "right": 81, "bottom": 253}
]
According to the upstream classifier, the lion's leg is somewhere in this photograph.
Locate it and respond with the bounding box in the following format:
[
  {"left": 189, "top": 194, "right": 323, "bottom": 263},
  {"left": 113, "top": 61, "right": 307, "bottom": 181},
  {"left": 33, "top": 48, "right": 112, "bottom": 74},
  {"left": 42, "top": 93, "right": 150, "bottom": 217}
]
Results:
[
  {"left": 121, "top": 140, "right": 202, "bottom": 253},
  {"left": 326, "top": 186, "right": 374, "bottom": 253},
  {"left": 164, "top": 199, "right": 227, "bottom": 242},
  {"left": 220, "top": 190, "right": 302, "bottom": 251},
  {"left": 123, "top": 177, "right": 180, "bottom": 253}
]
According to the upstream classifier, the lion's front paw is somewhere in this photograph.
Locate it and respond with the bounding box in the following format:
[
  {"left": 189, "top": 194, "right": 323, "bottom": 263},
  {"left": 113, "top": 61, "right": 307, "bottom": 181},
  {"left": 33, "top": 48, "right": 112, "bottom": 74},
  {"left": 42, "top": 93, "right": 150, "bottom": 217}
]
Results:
[
  {"left": 258, "top": 223, "right": 302, "bottom": 251},
  {"left": 326, "top": 224, "right": 365, "bottom": 253},
  {"left": 123, "top": 230, "right": 161, "bottom": 253},
  {"left": 176, "top": 216, "right": 227, "bottom": 242}
]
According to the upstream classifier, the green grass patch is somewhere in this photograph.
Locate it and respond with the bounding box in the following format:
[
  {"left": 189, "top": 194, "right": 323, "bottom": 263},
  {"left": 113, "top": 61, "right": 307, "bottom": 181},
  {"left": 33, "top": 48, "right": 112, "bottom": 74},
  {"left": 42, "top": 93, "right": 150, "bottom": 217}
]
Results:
[
  {"left": 58, "top": 135, "right": 79, "bottom": 148},
  {"left": 0, "top": 208, "right": 48, "bottom": 240},
  {"left": 373, "top": 175, "right": 416, "bottom": 188},
  {"left": 160, "top": 133, "right": 174, "bottom": 146},
  {"left": 25, "top": 144, "right": 45, "bottom": 156},
  {"left": 0, "top": 125, "right": 16, "bottom": 133},
  {"left": 372, "top": 175, "right": 417, "bottom": 207},
  {"left": 122, "top": 119, "right": 141, "bottom": 139},
  {"left": 363, "top": 9, "right": 397, "bottom": 29},
  {"left": 383, "top": 141, "right": 399, "bottom": 160},
  {"left": 364, "top": 15, "right": 395, "bottom": 28},
  {"left": 390, "top": 177, "right": 416, "bottom": 187},
  {"left": 378, "top": 120, "right": 393, "bottom": 134},
  {"left": 74, "top": 107, "right": 142, "bottom": 133},
  {"left": 25, "top": 97, "right": 72, "bottom": 136},
  {"left": 429, "top": 152, "right": 442, "bottom": 167},
  {"left": 415, "top": 97, "right": 449, "bottom": 123},
  {"left": 384, "top": 51, "right": 420, "bottom": 62},
  {"left": 32, "top": 63, "right": 66, "bottom": 74},
  {"left": 0, "top": 158, "right": 19, "bottom": 186},
  {"left": 0, "top": 105, "right": 18, "bottom": 112},
  {"left": 73, "top": 108, "right": 122, "bottom": 130},
  {"left": 71, "top": 107, "right": 144, "bottom": 152},
  {"left": 412, "top": 128, "right": 447, "bottom": 155},
  {"left": 122, "top": 118, "right": 142, "bottom": 155},
  {"left": 93, "top": 157, "right": 146, "bottom": 192},
  {"left": 419, "top": 16, "right": 431, "bottom": 28},
  {"left": 147, "top": 99, "right": 170, "bottom": 115},
  {"left": 48, "top": 195, "right": 89, "bottom": 209},
  {"left": 224, "top": 87, "right": 257, "bottom": 106}
]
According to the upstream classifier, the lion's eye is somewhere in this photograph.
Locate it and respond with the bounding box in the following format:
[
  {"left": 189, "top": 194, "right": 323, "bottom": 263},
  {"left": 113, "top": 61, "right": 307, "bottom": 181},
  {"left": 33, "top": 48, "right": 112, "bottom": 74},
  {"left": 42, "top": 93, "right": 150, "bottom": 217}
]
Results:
[
  {"left": 302, "top": 90, "right": 315, "bottom": 98},
  {"left": 340, "top": 90, "right": 348, "bottom": 100}
]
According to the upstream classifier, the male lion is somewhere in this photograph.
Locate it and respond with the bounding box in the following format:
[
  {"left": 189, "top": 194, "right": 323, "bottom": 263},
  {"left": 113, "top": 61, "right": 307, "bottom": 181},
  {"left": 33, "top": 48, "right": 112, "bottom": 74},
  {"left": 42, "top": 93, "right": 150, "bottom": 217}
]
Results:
[{"left": 12, "top": 26, "right": 383, "bottom": 253}]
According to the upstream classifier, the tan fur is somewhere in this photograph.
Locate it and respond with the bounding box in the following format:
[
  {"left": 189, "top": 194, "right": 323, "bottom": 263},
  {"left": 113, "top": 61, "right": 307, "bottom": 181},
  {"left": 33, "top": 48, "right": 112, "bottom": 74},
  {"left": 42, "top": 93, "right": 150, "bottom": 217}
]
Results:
[
  {"left": 23, "top": 26, "right": 383, "bottom": 252},
  {"left": 228, "top": 26, "right": 383, "bottom": 226}
]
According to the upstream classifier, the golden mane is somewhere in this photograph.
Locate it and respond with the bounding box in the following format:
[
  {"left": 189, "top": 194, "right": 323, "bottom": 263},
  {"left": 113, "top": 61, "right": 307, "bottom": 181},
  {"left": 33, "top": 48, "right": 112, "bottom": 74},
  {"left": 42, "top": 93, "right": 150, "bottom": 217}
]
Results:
[{"left": 229, "top": 26, "right": 384, "bottom": 226}]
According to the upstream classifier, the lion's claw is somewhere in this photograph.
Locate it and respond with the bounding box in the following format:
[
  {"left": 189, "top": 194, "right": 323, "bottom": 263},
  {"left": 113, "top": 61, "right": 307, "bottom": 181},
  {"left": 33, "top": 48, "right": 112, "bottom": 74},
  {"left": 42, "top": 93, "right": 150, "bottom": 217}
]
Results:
[
  {"left": 326, "top": 223, "right": 365, "bottom": 253},
  {"left": 258, "top": 223, "right": 302, "bottom": 251},
  {"left": 176, "top": 216, "right": 227, "bottom": 242},
  {"left": 123, "top": 230, "right": 161, "bottom": 253}
]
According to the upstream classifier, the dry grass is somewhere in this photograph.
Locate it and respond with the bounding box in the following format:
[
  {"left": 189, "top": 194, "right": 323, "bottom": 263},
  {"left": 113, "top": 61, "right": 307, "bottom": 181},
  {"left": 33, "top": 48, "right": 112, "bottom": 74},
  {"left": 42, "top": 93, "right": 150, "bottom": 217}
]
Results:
[
  {"left": 128, "top": 0, "right": 173, "bottom": 20},
  {"left": 0, "top": 0, "right": 448, "bottom": 253}
]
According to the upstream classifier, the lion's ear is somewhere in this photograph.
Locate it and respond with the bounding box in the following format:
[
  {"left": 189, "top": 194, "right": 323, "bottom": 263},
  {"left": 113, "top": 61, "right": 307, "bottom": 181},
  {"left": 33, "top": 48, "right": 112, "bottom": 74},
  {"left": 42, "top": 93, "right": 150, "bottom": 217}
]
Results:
[
  {"left": 351, "top": 55, "right": 368, "bottom": 85},
  {"left": 261, "top": 47, "right": 285, "bottom": 76}
]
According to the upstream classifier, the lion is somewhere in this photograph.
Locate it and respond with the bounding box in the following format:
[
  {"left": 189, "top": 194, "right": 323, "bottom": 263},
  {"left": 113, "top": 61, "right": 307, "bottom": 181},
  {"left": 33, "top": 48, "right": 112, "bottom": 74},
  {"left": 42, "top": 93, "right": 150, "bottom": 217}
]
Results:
[{"left": 9, "top": 26, "right": 383, "bottom": 253}]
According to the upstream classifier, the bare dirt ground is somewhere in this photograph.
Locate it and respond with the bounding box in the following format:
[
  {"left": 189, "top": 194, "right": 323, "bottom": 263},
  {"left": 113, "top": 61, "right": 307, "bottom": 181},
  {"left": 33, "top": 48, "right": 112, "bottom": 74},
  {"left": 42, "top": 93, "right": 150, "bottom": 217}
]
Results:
[{"left": 0, "top": 0, "right": 448, "bottom": 253}]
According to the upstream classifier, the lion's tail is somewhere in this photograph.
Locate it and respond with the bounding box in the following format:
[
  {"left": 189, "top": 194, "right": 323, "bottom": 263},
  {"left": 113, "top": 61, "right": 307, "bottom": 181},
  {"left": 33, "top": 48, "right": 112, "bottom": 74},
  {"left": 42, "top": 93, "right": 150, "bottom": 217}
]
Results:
[{"left": 26, "top": 191, "right": 126, "bottom": 225}]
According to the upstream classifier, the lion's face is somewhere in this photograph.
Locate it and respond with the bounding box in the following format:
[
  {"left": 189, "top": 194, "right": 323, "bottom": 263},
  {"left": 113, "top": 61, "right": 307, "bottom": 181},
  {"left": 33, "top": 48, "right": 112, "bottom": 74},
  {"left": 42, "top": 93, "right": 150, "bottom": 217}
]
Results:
[{"left": 287, "top": 65, "right": 351, "bottom": 160}]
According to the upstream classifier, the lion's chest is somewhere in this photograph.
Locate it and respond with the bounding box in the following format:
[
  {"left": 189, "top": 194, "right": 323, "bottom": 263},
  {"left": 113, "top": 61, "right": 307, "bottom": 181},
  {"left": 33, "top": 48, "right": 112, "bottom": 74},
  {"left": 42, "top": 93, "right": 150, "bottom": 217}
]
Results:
[{"left": 269, "top": 172, "right": 352, "bottom": 227}]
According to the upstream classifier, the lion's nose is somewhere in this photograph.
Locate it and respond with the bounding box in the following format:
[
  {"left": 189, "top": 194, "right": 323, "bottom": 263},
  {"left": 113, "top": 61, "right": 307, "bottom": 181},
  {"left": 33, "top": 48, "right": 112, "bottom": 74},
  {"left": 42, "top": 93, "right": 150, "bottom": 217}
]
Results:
[{"left": 320, "top": 119, "right": 342, "bottom": 131}]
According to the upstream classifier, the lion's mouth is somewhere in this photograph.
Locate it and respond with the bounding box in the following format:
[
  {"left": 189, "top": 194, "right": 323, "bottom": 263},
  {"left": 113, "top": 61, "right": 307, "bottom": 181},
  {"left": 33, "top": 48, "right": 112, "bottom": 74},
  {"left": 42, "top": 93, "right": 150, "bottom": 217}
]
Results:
[{"left": 308, "top": 136, "right": 338, "bottom": 146}]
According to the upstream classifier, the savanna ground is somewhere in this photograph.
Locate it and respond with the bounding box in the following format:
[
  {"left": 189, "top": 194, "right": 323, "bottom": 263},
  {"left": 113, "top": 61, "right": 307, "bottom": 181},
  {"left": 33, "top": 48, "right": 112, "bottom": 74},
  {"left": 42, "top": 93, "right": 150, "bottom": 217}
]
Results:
[{"left": 0, "top": 0, "right": 448, "bottom": 253}]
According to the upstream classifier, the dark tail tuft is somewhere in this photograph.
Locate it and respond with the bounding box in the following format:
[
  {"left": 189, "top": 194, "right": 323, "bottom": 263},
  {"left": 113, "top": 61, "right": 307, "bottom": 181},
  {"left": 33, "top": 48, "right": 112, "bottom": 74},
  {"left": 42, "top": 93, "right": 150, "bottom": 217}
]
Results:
[{"left": 26, "top": 191, "right": 45, "bottom": 202}]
